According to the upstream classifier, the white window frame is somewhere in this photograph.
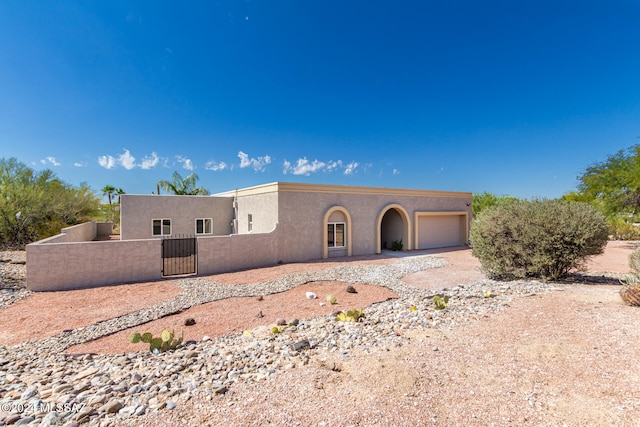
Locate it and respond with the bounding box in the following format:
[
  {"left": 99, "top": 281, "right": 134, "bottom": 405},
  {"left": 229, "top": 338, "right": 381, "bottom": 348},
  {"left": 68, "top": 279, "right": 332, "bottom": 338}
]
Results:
[
  {"left": 327, "top": 222, "right": 346, "bottom": 249},
  {"left": 248, "top": 214, "right": 253, "bottom": 232},
  {"left": 195, "top": 218, "right": 213, "bottom": 235},
  {"left": 152, "top": 218, "right": 172, "bottom": 236}
]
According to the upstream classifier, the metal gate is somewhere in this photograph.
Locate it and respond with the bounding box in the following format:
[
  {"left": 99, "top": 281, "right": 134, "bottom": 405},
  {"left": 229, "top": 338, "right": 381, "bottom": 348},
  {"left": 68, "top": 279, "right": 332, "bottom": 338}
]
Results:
[{"left": 162, "top": 235, "right": 197, "bottom": 276}]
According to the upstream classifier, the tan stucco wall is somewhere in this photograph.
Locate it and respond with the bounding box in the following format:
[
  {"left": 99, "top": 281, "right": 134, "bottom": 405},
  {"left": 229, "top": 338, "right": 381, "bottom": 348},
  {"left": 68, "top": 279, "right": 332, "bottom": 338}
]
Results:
[
  {"left": 120, "top": 194, "right": 234, "bottom": 240},
  {"left": 27, "top": 239, "right": 161, "bottom": 291},
  {"left": 197, "top": 227, "right": 282, "bottom": 275},
  {"left": 273, "top": 183, "right": 472, "bottom": 261},
  {"left": 35, "top": 221, "right": 98, "bottom": 244},
  {"left": 234, "top": 189, "right": 279, "bottom": 234}
]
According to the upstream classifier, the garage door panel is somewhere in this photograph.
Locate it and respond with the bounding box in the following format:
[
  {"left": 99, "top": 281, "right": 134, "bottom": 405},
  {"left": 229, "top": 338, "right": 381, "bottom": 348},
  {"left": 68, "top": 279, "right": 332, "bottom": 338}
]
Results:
[{"left": 417, "top": 215, "right": 462, "bottom": 249}]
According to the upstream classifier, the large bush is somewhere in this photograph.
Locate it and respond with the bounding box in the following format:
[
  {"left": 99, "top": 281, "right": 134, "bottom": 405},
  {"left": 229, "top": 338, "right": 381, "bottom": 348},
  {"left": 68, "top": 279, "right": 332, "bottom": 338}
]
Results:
[
  {"left": 0, "top": 157, "right": 100, "bottom": 247},
  {"left": 470, "top": 199, "right": 609, "bottom": 280}
]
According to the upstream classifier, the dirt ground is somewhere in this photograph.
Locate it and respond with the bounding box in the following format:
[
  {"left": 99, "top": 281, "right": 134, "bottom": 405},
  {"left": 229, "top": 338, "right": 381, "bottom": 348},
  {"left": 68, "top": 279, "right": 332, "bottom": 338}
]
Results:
[
  {"left": 0, "top": 241, "right": 634, "bottom": 354},
  {"left": 2, "top": 241, "right": 639, "bottom": 426}
]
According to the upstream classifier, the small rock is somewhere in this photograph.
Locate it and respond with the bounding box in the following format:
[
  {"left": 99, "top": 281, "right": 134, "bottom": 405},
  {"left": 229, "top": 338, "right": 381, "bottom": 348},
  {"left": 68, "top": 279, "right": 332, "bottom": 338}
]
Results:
[
  {"left": 15, "top": 416, "right": 35, "bottom": 425},
  {"left": 166, "top": 401, "right": 176, "bottom": 410},
  {"left": 289, "top": 318, "right": 299, "bottom": 326},
  {"left": 306, "top": 291, "right": 317, "bottom": 299},
  {"left": 275, "top": 318, "right": 287, "bottom": 326},
  {"left": 20, "top": 386, "right": 37, "bottom": 400},
  {"left": 184, "top": 318, "right": 196, "bottom": 326},
  {"left": 100, "top": 399, "right": 123, "bottom": 414},
  {"left": 72, "top": 366, "right": 99, "bottom": 381},
  {"left": 118, "top": 405, "right": 138, "bottom": 417},
  {"left": 88, "top": 394, "right": 107, "bottom": 406},
  {"left": 2, "top": 414, "right": 20, "bottom": 425},
  {"left": 256, "top": 310, "right": 264, "bottom": 318},
  {"left": 256, "top": 295, "right": 264, "bottom": 301},
  {"left": 133, "top": 404, "right": 147, "bottom": 416},
  {"left": 289, "top": 339, "right": 310, "bottom": 352},
  {"left": 346, "top": 285, "right": 357, "bottom": 293},
  {"left": 214, "top": 386, "right": 228, "bottom": 395}
]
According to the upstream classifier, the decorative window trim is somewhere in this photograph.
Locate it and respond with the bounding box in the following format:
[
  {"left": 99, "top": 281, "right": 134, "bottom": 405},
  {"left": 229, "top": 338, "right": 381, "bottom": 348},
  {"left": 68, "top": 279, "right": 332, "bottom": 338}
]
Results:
[
  {"left": 327, "top": 222, "right": 346, "bottom": 249},
  {"left": 322, "top": 206, "right": 352, "bottom": 259},
  {"left": 152, "top": 218, "right": 172, "bottom": 236},
  {"left": 195, "top": 218, "right": 213, "bottom": 235}
]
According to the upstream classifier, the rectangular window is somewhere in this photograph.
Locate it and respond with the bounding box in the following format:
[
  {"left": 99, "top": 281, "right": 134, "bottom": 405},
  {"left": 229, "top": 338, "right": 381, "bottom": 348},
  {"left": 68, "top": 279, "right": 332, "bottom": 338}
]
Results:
[
  {"left": 328, "top": 222, "right": 346, "bottom": 248},
  {"left": 152, "top": 219, "right": 171, "bottom": 236},
  {"left": 248, "top": 214, "right": 253, "bottom": 232},
  {"left": 195, "top": 218, "right": 212, "bottom": 235}
]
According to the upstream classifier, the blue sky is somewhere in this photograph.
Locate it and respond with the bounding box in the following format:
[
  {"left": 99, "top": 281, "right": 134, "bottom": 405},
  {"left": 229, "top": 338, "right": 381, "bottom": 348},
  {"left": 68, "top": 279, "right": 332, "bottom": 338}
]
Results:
[{"left": 1, "top": 1, "right": 638, "bottom": 199}]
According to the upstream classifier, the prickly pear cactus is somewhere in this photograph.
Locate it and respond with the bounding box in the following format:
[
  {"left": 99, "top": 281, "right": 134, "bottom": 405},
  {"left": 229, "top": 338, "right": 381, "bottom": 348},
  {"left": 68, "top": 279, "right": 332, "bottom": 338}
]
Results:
[{"left": 130, "top": 329, "right": 183, "bottom": 353}]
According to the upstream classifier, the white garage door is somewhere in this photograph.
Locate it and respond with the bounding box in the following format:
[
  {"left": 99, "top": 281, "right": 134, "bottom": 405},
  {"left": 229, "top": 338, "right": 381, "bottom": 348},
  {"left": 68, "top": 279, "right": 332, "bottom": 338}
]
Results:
[{"left": 417, "top": 215, "right": 463, "bottom": 249}]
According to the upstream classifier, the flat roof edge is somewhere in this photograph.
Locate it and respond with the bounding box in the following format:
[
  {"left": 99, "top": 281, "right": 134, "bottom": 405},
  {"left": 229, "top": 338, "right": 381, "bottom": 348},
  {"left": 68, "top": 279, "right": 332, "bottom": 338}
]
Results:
[{"left": 216, "top": 182, "right": 471, "bottom": 198}]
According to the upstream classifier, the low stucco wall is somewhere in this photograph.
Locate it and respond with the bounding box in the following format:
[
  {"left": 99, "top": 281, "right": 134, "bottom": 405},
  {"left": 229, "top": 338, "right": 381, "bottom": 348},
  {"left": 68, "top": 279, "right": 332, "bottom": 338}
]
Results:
[
  {"left": 27, "top": 239, "right": 161, "bottom": 291},
  {"left": 97, "top": 222, "right": 114, "bottom": 237},
  {"left": 197, "top": 225, "right": 282, "bottom": 275},
  {"left": 37, "top": 222, "right": 98, "bottom": 244},
  {"left": 26, "top": 226, "right": 283, "bottom": 291}
]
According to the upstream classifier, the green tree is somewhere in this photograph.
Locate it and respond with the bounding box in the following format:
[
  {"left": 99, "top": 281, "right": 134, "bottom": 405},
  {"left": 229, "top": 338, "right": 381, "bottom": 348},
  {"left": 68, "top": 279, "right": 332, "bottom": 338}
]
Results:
[
  {"left": 115, "top": 188, "right": 125, "bottom": 203},
  {"left": 472, "top": 192, "right": 518, "bottom": 217},
  {"left": 0, "top": 158, "right": 100, "bottom": 246},
  {"left": 573, "top": 144, "right": 640, "bottom": 218},
  {"left": 101, "top": 185, "right": 125, "bottom": 222},
  {"left": 156, "top": 171, "right": 209, "bottom": 195},
  {"left": 101, "top": 185, "right": 116, "bottom": 205}
]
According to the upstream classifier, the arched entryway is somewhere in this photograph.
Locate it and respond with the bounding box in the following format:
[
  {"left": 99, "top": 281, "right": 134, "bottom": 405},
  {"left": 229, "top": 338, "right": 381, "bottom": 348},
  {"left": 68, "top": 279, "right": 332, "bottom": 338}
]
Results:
[
  {"left": 376, "top": 204, "right": 411, "bottom": 254},
  {"left": 322, "top": 206, "right": 352, "bottom": 259}
]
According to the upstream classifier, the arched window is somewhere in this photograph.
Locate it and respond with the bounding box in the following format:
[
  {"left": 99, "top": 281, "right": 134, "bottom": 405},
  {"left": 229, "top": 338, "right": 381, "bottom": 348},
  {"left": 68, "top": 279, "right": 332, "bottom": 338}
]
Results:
[{"left": 323, "top": 206, "right": 352, "bottom": 258}]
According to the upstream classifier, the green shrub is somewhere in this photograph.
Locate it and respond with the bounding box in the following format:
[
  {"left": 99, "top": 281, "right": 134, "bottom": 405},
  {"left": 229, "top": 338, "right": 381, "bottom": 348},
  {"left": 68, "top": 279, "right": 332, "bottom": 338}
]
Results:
[
  {"left": 470, "top": 199, "right": 609, "bottom": 281},
  {"left": 391, "top": 239, "right": 403, "bottom": 251},
  {"left": 608, "top": 215, "right": 640, "bottom": 240}
]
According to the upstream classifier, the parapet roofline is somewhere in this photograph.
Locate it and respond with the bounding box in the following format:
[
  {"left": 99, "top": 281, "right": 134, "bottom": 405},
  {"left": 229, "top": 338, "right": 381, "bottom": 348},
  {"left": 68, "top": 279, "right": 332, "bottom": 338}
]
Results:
[{"left": 214, "top": 182, "right": 472, "bottom": 199}]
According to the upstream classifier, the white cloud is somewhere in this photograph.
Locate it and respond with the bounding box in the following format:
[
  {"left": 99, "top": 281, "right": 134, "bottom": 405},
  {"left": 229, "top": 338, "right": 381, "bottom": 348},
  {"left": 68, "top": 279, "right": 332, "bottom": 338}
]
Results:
[
  {"left": 140, "top": 152, "right": 160, "bottom": 169},
  {"left": 238, "top": 151, "right": 271, "bottom": 172},
  {"left": 118, "top": 149, "right": 136, "bottom": 170},
  {"left": 40, "top": 157, "right": 61, "bottom": 166},
  {"left": 205, "top": 160, "right": 228, "bottom": 171},
  {"left": 392, "top": 169, "right": 400, "bottom": 176},
  {"left": 283, "top": 157, "right": 326, "bottom": 176},
  {"left": 283, "top": 157, "right": 360, "bottom": 176},
  {"left": 48, "top": 157, "right": 60, "bottom": 166},
  {"left": 176, "top": 155, "right": 194, "bottom": 171},
  {"left": 99, "top": 149, "right": 165, "bottom": 170},
  {"left": 343, "top": 161, "right": 359, "bottom": 175},
  {"left": 98, "top": 155, "right": 117, "bottom": 169},
  {"left": 74, "top": 162, "right": 86, "bottom": 167},
  {"left": 326, "top": 160, "right": 342, "bottom": 172}
]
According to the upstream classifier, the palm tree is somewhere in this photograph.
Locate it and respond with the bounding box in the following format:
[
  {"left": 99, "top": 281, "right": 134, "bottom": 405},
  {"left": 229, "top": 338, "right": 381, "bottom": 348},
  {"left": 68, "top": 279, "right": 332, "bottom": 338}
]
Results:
[
  {"left": 101, "top": 185, "right": 116, "bottom": 205},
  {"left": 115, "top": 188, "right": 125, "bottom": 204},
  {"left": 156, "top": 172, "right": 209, "bottom": 195}
]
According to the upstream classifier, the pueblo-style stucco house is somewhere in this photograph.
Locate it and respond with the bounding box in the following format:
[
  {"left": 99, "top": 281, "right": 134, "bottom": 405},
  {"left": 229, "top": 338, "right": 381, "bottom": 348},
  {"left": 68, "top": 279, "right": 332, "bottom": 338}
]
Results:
[{"left": 26, "top": 182, "right": 472, "bottom": 291}]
